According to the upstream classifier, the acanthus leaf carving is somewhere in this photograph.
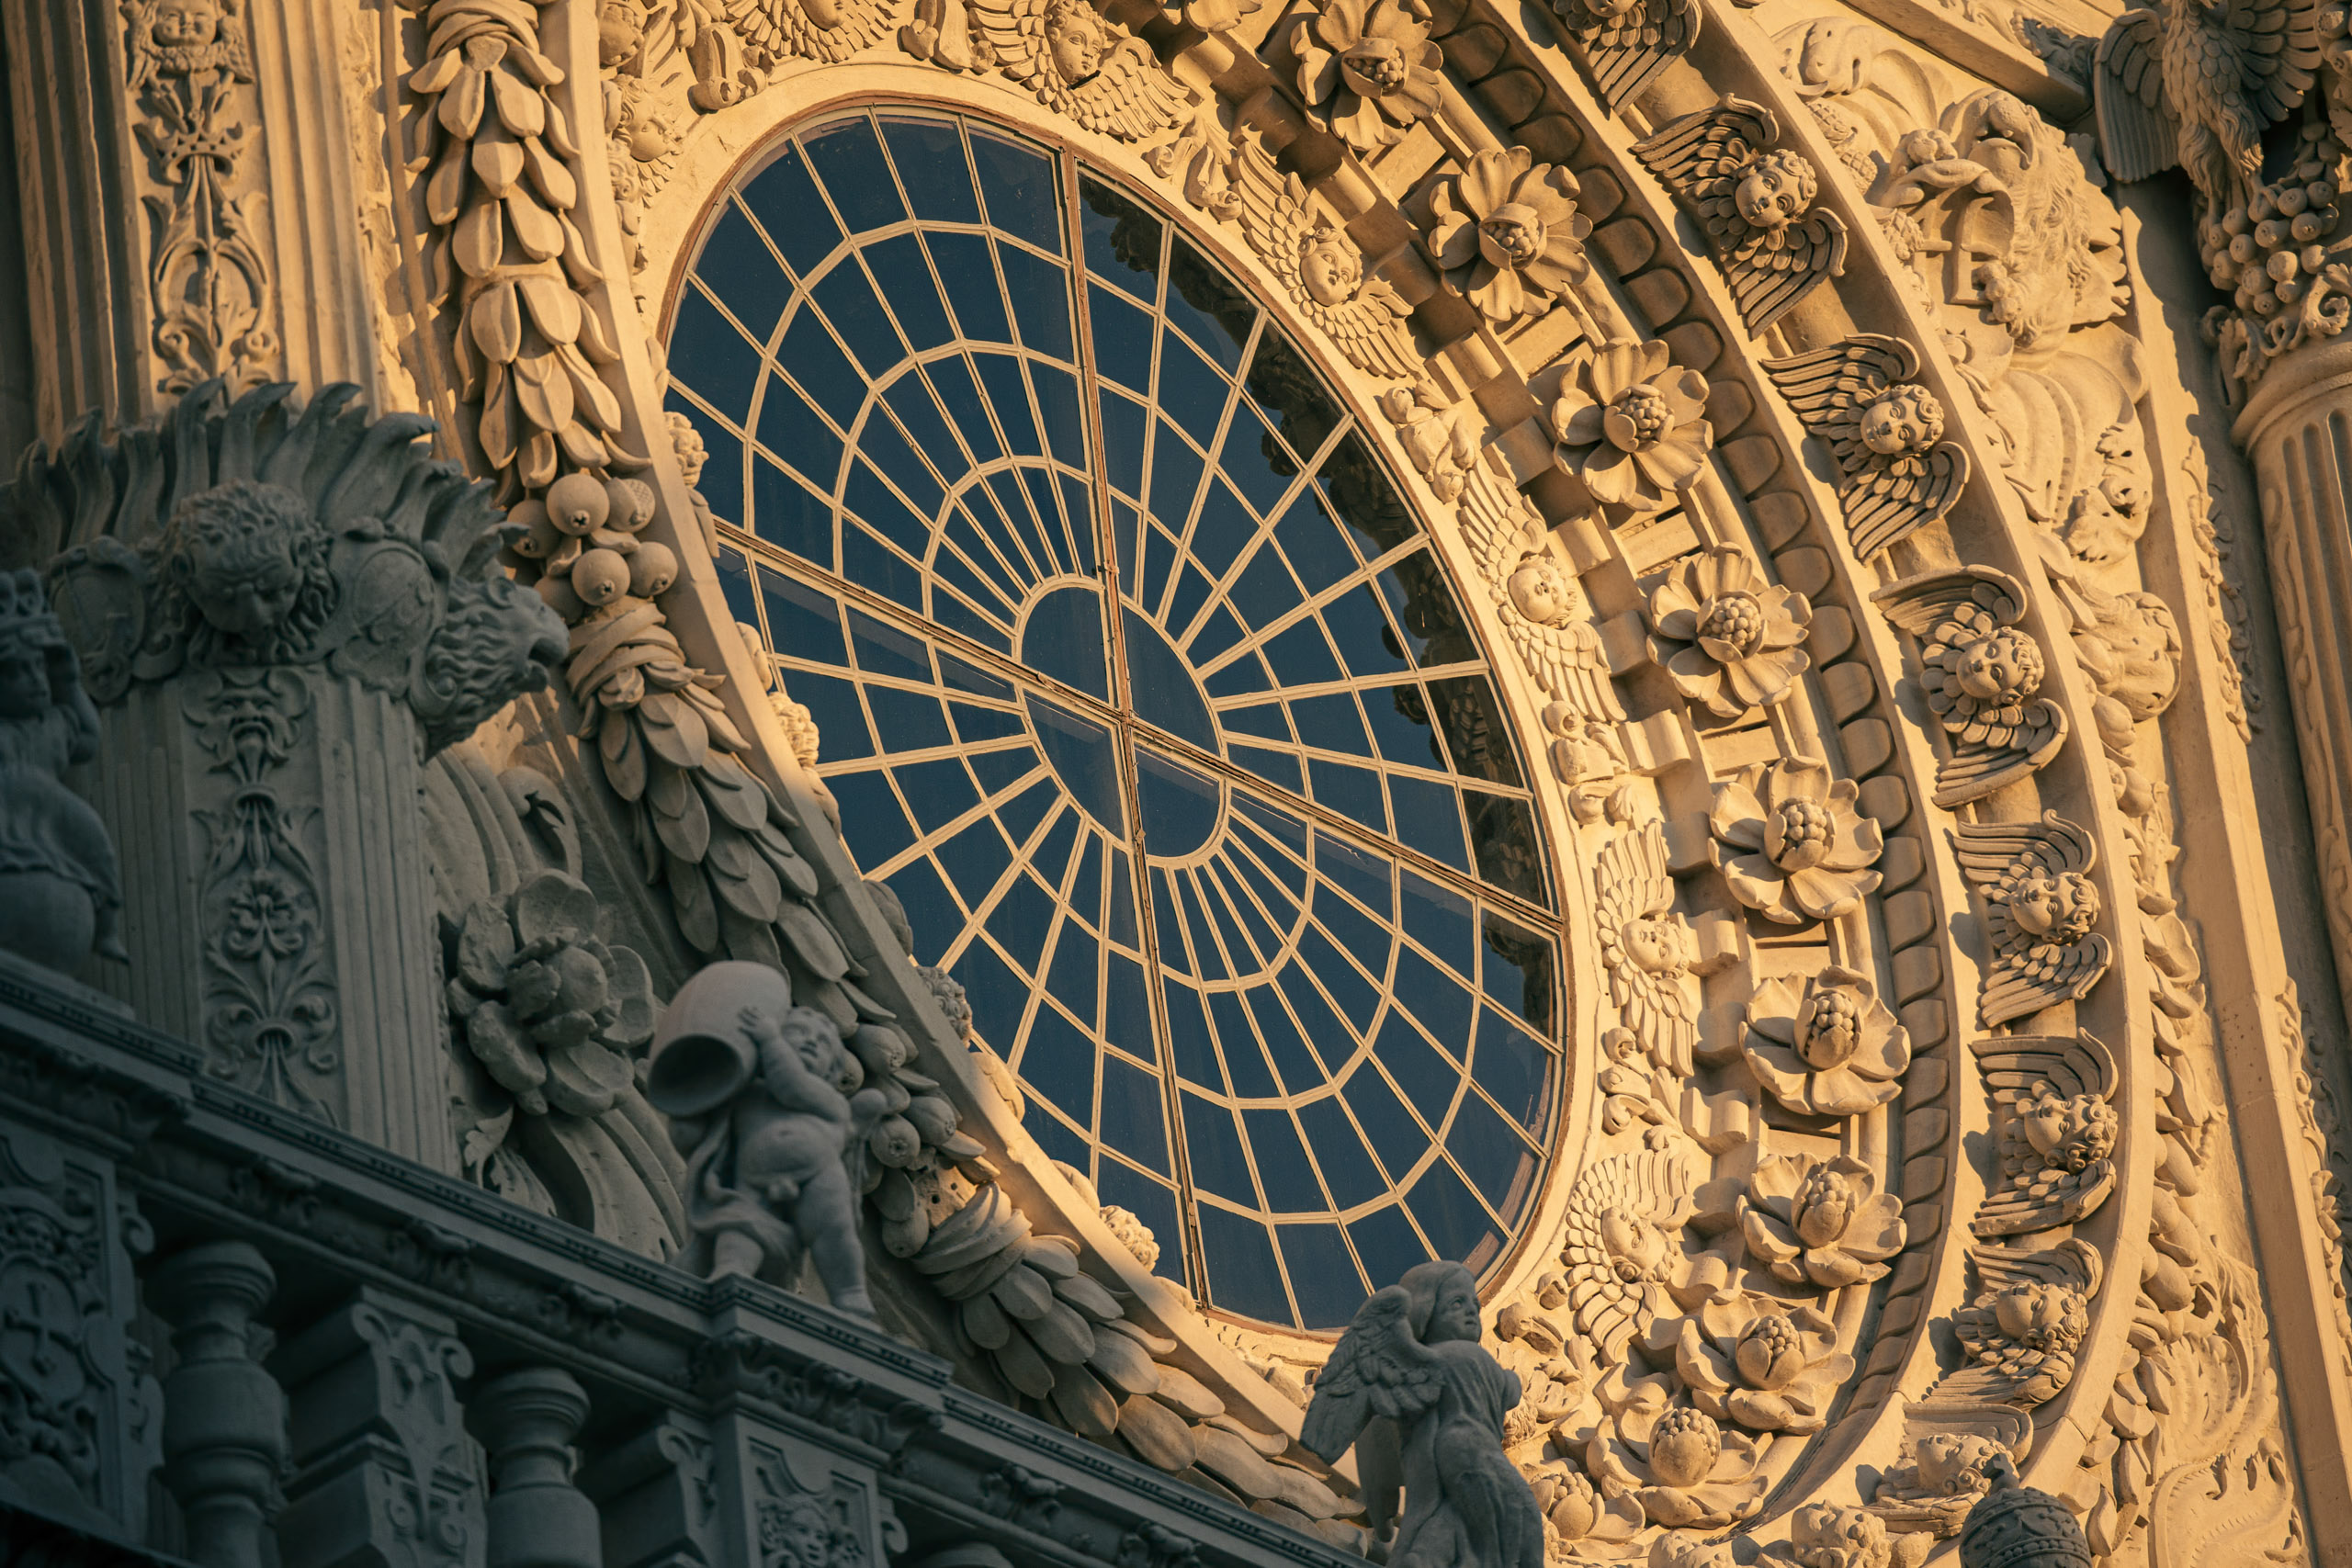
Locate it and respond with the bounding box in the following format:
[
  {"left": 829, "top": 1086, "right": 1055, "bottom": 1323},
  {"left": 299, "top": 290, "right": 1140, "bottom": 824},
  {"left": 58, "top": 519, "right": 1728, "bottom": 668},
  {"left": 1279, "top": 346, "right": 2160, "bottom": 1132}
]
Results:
[
  {"left": 1633, "top": 96, "right": 1848, "bottom": 334},
  {"left": 1763, "top": 334, "right": 1969, "bottom": 557},
  {"left": 1871, "top": 565, "right": 2068, "bottom": 805},
  {"left": 1951, "top": 811, "right": 2113, "bottom": 1027}
]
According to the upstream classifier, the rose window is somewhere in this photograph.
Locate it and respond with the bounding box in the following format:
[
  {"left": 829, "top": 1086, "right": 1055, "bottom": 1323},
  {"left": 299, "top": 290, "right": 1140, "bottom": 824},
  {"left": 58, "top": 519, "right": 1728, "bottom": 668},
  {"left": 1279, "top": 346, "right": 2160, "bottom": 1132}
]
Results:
[{"left": 663, "top": 107, "right": 1565, "bottom": 1330}]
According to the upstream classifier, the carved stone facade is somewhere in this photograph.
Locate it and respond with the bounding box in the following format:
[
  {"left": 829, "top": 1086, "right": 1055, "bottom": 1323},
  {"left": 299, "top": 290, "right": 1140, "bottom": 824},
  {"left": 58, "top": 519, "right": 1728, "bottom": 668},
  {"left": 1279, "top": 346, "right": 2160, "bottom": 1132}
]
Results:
[{"left": 0, "top": 0, "right": 2348, "bottom": 1560}]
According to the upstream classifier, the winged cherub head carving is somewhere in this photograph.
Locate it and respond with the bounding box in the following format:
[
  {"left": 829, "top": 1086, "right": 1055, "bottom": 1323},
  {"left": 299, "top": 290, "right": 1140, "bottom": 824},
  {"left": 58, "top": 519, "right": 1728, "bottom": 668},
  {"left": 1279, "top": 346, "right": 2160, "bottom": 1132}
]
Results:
[
  {"left": 1506, "top": 555, "right": 1578, "bottom": 628},
  {"left": 1620, "top": 912, "right": 1693, "bottom": 976},
  {"left": 156, "top": 479, "right": 336, "bottom": 663},
  {"left": 2020, "top": 1081, "right": 2118, "bottom": 1171},
  {"left": 1858, "top": 383, "right": 1944, "bottom": 455},
  {"left": 2007, "top": 864, "right": 2099, "bottom": 940},
  {"left": 1951, "top": 625, "right": 2043, "bottom": 707},
  {"left": 1298, "top": 225, "right": 1364, "bottom": 306},
  {"left": 1732, "top": 148, "right": 1817, "bottom": 230},
  {"left": 1045, "top": 0, "right": 1108, "bottom": 81}
]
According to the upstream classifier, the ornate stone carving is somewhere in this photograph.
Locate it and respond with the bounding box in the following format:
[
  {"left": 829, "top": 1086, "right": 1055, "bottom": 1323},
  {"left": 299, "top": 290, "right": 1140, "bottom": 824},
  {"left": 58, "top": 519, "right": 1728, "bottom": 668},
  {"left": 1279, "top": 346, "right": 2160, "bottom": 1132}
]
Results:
[
  {"left": 1708, "top": 758, "right": 1885, "bottom": 925},
  {"left": 1594, "top": 824, "right": 1702, "bottom": 1077},
  {"left": 0, "top": 573, "right": 123, "bottom": 975},
  {"left": 972, "top": 0, "right": 1187, "bottom": 142},
  {"left": 1301, "top": 1260, "right": 1545, "bottom": 1567},
  {"left": 1424, "top": 147, "right": 1591, "bottom": 324},
  {"left": 1547, "top": 341, "right": 1714, "bottom": 516},
  {"left": 1869, "top": 1428, "right": 2018, "bottom": 1539},
  {"left": 1763, "top": 336, "right": 1969, "bottom": 557},
  {"left": 1871, "top": 567, "right": 2067, "bottom": 806},
  {"left": 1940, "top": 1241, "right": 2102, "bottom": 1407},
  {"left": 648, "top": 961, "right": 883, "bottom": 1317},
  {"left": 0, "top": 1125, "right": 160, "bottom": 1538},
  {"left": 1225, "top": 128, "right": 1419, "bottom": 379},
  {"left": 1634, "top": 97, "right": 1848, "bottom": 334},
  {"left": 470, "top": 1367, "right": 601, "bottom": 1568},
  {"left": 1665, "top": 1297, "right": 1852, "bottom": 1434},
  {"left": 1950, "top": 813, "right": 2112, "bottom": 1026},
  {"left": 1588, "top": 1388, "right": 1769, "bottom": 1528},
  {"left": 1551, "top": 0, "right": 1694, "bottom": 110},
  {"left": 152, "top": 1242, "right": 284, "bottom": 1568},
  {"left": 1645, "top": 546, "right": 1812, "bottom": 718},
  {"left": 122, "top": 0, "right": 278, "bottom": 392},
  {"left": 2093, "top": 0, "right": 2323, "bottom": 218},
  {"left": 1967, "top": 1032, "right": 2118, "bottom": 1237},
  {"left": 1741, "top": 966, "right": 1910, "bottom": 1117},
  {"left": 1287, "top": 0, "right": 1444, "bottom": 152},
  {"left": 1558, "top": 1149, "right": 1709, "bottom": 1361},
  {"left": 1737, "top": 1153, "right": 1905, "bottom": 1289}
]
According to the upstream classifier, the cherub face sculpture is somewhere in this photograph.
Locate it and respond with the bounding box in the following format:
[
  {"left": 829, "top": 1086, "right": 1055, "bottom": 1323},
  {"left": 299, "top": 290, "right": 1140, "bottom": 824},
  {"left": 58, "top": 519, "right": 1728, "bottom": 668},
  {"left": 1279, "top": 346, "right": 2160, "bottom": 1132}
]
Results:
[
  {"left": 0, "top": 644, "right": 49, "bottom": 721},
  {"left": 1952, "top": 626, "right": 2043, "bottom": 705},
  {"left": 163, "top": 479, "right": 335, "bottom": 659},
  {"left": 2020, "top": 1085, "right": 2119, "bottom": 1170},
  {"left": 1620, "top": 915, "right": 1691, "bottom": 975},
  {"left": 1045, "top": 0, "right": 1108, "bottom": 83},
  {"left": 1858, "top": 384, "right": 1945, "bottom": 456},
  {"left": 1598, "top": 1203, "right": 1672, "bottom": 1282},
  {"left": 150, "top": 0, "right": 222, "bottom": 48},
  {"left": 1990, "top": 1280, "right": 2086, "bottom": 1349},
  {"left": 2007, "top": 867, "right": 2099, "bottom": 941},
  {"left": 1299, "top": 228, "right": 1363, "bottom": 307},
  {"left": 1732, "top": 150, "right": 1816, "bottom": 230},
  {"left": 1506, "top": 557, "right": 1577, "bottom": 628},
  {"left": 1427, "top": 1271, "right": 1483, "bottom": 1344}
]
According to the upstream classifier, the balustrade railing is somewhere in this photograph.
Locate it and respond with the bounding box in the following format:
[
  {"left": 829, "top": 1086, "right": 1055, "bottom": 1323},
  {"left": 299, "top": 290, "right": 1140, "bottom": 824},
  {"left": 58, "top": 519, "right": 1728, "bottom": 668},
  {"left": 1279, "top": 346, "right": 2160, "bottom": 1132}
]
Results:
[{"left": 0, "top": 957, "right": 1359, "bottom": 1568}]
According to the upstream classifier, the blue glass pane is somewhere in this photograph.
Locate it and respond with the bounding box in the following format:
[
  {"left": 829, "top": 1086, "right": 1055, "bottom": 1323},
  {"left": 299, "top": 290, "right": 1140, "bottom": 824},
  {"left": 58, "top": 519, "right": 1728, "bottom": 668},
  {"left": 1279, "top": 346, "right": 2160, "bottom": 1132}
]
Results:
[
  {"left": 880, "top": 115, "right": 981, "bottom": 224},
  {"left": 1136, "top": 750, "right": 1219, "bottom": 861},
  {"left": 1346, "top": 1203, "right": 1431, "bottom": 1290},
  {"left": 1018, "top": 583, "right": 1109, "bottom": 699},
  {"left": 1198, "top": 1205, "right": 1290, "bottom": 1325},
  {"left": 672, "top": 288, "right": 763, "bottom": 418},
  {"left": 969, "top": 129, "right": 1062, "bottom": 254},
  {"left": 803, "top": 117, "right": 906, "bottom": 236},
  {"left": 741, "top": 144, "right": 842, "bottom": 276},
  {"left": 1282, "top": 1224, "right": 1368, "bottom": 1329}
]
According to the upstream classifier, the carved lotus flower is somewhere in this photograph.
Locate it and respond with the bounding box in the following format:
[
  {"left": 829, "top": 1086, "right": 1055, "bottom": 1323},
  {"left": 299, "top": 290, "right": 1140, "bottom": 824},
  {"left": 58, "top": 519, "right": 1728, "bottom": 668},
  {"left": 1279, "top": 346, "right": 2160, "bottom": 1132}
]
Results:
[
  {"left": 446, "top": 869, "right": 656, "bottom": 1119},
  {"left": 1743, "top": 966, "right": 1910, "bottom": 1117},
  {"left": 1525, "top": 1461, "right": 1644, "bottom": 1547},
  {"left": 1293, "top": 0, "right": 1442, "bottom": 151},
  {"left": 1427, "top": 147, "right": 1590, "bottom": 323},
  {"left": 1669, "top": 1297, "right": 1853, "bottom": 1433},
  {"left": 1550, "top": 340, "right": 1714, "bottom": 513},
  {"left": 1647, "top": 547, "right": 1812, "bottom": 718},
  {"left": 1709, "top": 758, "right": 1883, "bottom": 925},
  {"left": 1589, "top": 1389, "right": 1769, "bottom": 1529},
  {"left": 1738, "top": 1154, "right": 1905, "bottom": 1289}
]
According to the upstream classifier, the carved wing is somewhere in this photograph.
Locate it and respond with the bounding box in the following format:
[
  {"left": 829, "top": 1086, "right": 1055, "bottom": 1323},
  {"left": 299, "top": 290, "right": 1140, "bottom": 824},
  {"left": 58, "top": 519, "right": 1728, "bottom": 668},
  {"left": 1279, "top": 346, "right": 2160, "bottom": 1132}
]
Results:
[
  {"left": 1872, "top": 567, "right": 2066, "bottom": 805},
  {"left": 1764, "top": 335, "right": 1913, "bottom": 451},
  {"left": 1300, "top": 1286, "right": 1442, "bottom": 1463},
  {"left": 1577, "top": 0, "right": 1702, "bottom": 111},
  {"left": 1515, "top": 614, "right": 1625, "bottom": 728},
  {"left": 1970, "top": 1237, "right": 2103, "bottom": 1297},
  {"left": 1953, "top": 810, "right": 2099, "bottom": 885},
  {"left": 1065, "top": 37, "right": 1187, "bottom": 141},
  {"left": 1633, "top": 96, "right": 1779, "bottom": 214},
  {"left": 718, "top": 0, "right": 889, "bottom": 65},
  {"left": 2094, "top": 8, "right": 2181, "bottom": 186},
  {"left": 2220, "top": 0, "right": 2327, "bottom": 129},
  {"left": 1845, "top": 444, "right": 1969, "bottom": 559},
  {"left": 1970, "top": 1033, "right": 2119, "bottom": 1236},
  {"left": 1594, "top": 820, "right": 1675, "bottom": 927},
  {"left": 1981, "top": 931, "right": 2112, "bottom": 1027},
  {"left": 973, "top": 0, "right": 1052, "bottom": 89},
  {"left": 1317, "top": 288, "right": 1421, "bottom": 380},
  {"left": 1558, "top": 1150, "right": 1691, "bottom": 1361},
  {"left": 1724, "top": 210, "right": 1848, "bottom": 333},
  {"left": 1229, "top": 130, "right": 1314, "bottom": 282}
]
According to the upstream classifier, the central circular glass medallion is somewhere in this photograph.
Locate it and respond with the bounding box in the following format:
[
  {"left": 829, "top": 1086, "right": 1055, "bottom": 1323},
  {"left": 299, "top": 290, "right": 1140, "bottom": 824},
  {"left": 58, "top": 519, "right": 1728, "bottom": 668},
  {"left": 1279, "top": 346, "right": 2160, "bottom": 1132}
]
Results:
[{"left": 671, "top": 107, "right": 1568, "bottom": 1331}]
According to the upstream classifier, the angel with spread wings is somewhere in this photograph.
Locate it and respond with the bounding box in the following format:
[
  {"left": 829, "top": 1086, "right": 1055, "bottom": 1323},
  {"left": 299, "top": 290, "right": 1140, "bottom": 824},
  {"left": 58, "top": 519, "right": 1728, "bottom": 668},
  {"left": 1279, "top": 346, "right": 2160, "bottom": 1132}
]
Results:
[
  {"left": 1552, "top": 0, "right": 1698, "bottom": 113},
  {"left": 1300, "top": 1261, "right": 1545, "bottom": 1568},
  {"left": 1595, "top": 823, "right": 1700, "bottom": 1076},
  {"left": 1871, "top": 567, "right": 2066, "bottom": 807},
  {"left": 1951, "top": 812, "right": 2113, "bottom": 1028},
  {"left": 1633, "top": 97, "right": 1847, "bottom": 335},
  {"left": 1764, "top": 335, "right": 1970, "bottom": 558},
  {"left": 976, "top": 0, "right": 1186, "bottom": 142},
  {"left": 1226, "top": 128, "right": 1420, "bottom": 380},
  {"left": 2094, "top": 0, "right": 2324, "bottom": 215},
  {"left": 1968, "top": 1032, "right": 2120, "bottom": 1238}
]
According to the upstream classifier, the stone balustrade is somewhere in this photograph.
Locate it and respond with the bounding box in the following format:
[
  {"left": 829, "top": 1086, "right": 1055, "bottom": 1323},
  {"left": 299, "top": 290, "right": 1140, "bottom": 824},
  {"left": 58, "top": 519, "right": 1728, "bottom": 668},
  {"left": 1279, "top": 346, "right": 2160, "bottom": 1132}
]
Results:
[{"left": 0, "top": 956, "right": 1359, "bottom": 1568}]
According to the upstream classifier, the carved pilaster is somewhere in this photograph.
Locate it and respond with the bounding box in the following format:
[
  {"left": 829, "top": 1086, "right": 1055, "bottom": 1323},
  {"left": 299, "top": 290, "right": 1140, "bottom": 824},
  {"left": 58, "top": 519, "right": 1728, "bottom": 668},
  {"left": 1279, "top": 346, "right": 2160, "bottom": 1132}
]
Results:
[
  {"left": 579, "top": 1412, "right": 718, "bottom": 1568},
  {"left": 151, "top": 1241, "right": 284, "bottom": 1568},
  {"left": 0, "top": 0, "right": 388, "bottom": 440},
  {"left": 272, "top": 1288, "right": 485, "bottom": 1568},
  {"left": 0, "top": 1118, "right": 161, "bottom": 1540},
  {"left": 704, "top": 1412, "right": 899, "bottom": 1568},
  {"left": 4, "top": 382, "right": 564, "bottom": 1171}
]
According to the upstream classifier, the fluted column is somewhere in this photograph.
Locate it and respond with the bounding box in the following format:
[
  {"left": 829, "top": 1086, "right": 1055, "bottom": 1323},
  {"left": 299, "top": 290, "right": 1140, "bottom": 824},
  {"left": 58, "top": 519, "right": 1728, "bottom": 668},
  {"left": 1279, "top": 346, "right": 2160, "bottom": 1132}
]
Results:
[{"left": 152, "top": 1242, "right": 286, "bottom": 1568}]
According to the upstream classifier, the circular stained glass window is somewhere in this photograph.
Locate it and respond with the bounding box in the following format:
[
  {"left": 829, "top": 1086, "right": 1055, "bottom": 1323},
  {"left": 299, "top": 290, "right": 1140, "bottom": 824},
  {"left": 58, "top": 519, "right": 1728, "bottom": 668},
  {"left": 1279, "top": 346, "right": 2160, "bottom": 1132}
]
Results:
[{"left": 667, "top": 107, "right": 1564, "bottom": 1331}]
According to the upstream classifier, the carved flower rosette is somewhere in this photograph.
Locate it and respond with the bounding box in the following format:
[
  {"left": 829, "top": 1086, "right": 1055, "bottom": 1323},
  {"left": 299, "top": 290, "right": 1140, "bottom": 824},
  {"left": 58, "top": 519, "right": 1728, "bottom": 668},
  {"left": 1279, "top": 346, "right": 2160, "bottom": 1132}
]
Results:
[
  {"left": 1550, "top": 340, "right": 1715, "bottom": 514},
  {"left": 1425, "top": 146, "right": 1590, "bottom": 323}
]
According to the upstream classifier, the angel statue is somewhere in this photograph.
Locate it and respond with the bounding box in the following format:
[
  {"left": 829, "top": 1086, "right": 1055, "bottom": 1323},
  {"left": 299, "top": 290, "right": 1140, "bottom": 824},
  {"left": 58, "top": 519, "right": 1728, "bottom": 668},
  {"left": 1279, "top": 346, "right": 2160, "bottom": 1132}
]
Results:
[
  {"left": 0, "top": 570, "right": 125, "bottom": 975},
  {"left": 1301, "top": 1261, "right": 1544, "bottom": 1568},
  {"left": 2094, "top": 0, "right": 2324, "bottom": 215},
  {"left": 647, "top": 961, "right": 889, "bottom": 1317},
  {"left": 977, "top": 0, "right": 1187, "bottom": 142}
]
